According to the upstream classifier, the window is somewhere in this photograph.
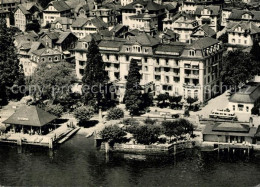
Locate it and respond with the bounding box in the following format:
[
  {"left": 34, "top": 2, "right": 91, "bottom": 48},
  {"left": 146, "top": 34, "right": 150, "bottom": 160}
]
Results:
[
  {"left": 194, "top": 90, "right": 198, "bottom": 99},
  {"left": 144, "top": 58, "right": 147, "bottom": 63},
  {"left": 79, "top": 69, "right": 84, "bottom": 75},
  {"left": 233, "top": 105, "right": 235, "bottom": 111},
  {"left": 246, "top": 106, "right": 249, "bottom": 112},
  {"left": 41, "top": 58, "right": 45, "bottom": 62},
  {"left": 144, "top": 66, "right": 148, "bottom": 71},
  {"left": 165, "top": 59, "right": 169, "bottom": 65},
  {"left": 238, "top": 104, "right": 244, "bottom": 111},
  {"left": 165, "top": 76, "right": 169, "bottom": 83},
  {"left": 189, "top": 50, "right": 195, "bottom": 56}
]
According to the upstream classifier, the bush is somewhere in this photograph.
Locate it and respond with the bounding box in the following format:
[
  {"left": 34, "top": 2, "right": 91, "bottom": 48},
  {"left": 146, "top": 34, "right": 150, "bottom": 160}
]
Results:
[
  {"left": 132, "top": 124, "right": 163, "bottom": 145},
  {"left": 143, "top": 118, "right": 157, "bottom": 125},
  {"left": 184, "top": 110, "right": 190, "bottom": 117},
  {"left": 100, "top": 125, "right": 127, "bottom": 143},
  {"left": 73, "top": 106, "right": 95, "bottom": 125},
  {"left": 107, "top": 107, "right": 124, "bottom": 120},
  {"left": 44, "top": 104, "right": 63, "bottom": 117}
]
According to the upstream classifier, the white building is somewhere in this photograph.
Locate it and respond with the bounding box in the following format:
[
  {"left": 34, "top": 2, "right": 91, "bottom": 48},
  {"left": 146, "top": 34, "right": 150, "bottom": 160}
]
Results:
[
  {"left": 194, "top": 5, "right": 220, "bottom": 32},
  {"left": 70, "top": 17, "right": 108, "bottom": 39},
  {"left": 74, "top": 34, "right": 224, "bottom": 103},
  {"left": 221, "top": 7, "right": 233, "bottom": 27},
  {"left": 228, "top": 83, "right": 260, "bottom": 114},
  {"left": 163, "top": 12, "right": 199, "bottom": 43},
  {"left": 42, "top": 0, "right": 72, "bottom": 26},
  {"left": 14, "top": 2, "right": 42, "bottom": 32},
  {"left": 227, "top": 21, "right": 260, "bottom": 47}
]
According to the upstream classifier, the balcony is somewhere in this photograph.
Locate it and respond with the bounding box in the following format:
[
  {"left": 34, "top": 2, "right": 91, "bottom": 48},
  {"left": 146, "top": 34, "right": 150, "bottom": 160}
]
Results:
[
  {"left": 185, "top": 74, "right": 199, "bottom": 79},
  {"left": 183, "top": 83, "right": 201, "bottom": 89}
]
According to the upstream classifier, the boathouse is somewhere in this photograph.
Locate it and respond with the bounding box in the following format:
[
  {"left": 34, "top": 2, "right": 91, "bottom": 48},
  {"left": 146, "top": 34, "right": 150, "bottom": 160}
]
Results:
[
  {"left": 202, "top": 122, "right": 257, "bottom": 144},
  {"left": 2, "top": 105, "right": 57, "bottom": 135}
]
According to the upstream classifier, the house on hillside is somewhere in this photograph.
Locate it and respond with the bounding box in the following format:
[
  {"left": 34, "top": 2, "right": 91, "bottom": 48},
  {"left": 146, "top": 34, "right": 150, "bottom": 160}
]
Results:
[
  {"left": 14, "top": 2, "right": 42, "bottom": 32},
  {"left": 51, "top": 17, "right": 73, "bottom": 31},
  {"left": 42, "top": 0, "right": 72, "bottom": 26}
]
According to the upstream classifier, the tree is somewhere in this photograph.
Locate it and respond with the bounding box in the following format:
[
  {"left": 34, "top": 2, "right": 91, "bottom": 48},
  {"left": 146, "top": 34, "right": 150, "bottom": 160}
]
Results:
[
  {"left": 100, "top": 125, "right": 126, "bottom": 143},
  {"left": 161, "top": 121, "right": 178, "bottom": 141},
  {"left": 251, "top": 97, "right": 260, "bottom": 115},
  {"left": 157, "top": 93, "right": 169, "bottom": 108},
  {"left": 73, "top": 106, "right": 95, "bottom": 125},
  {"left": 250, "top": 40, "right": 260, "bottom": 75},
  {"left": 186, "top": 97, "right": 198, "bottom": 108},
  {"left": 31, "top": 61, "right": 76, "bottom": 103},
  {"left": 124, "top": 59, "right": 143, "bottom": 115},
  {"left": 221, "top": 50, "right": 254, "bottom": 87},
  {"left": 107, "top": 107, "right": 124, "bottom": 120},
  {"left": 26, "top": 21, "right": 41, "bottom": 33},
  {"left": 169, "top": 95, "right": 182, "bottom": 109},
  {"left": 44, "top": 104, "right": 64, "bottom": 117},
  {"left": 0, "top": 18, "right": 25, "bottom": 105},
  {"left": 218, "top": 32, "right": 228, "bottom": 43},
  {"left": 82, "top": 39, "right": 108, "bottom": 109},
  {"left": 132, "top": 124, "right": 163, "bottom": 145},
  {"left": 142, "top": 92, "right": 153, "bottom": 109}
]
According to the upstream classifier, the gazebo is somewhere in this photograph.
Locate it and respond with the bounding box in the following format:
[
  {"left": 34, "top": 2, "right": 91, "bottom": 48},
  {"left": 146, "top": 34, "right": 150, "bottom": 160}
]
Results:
[{"left": 3, "top": 105, "right": 57, "bottom": 135}]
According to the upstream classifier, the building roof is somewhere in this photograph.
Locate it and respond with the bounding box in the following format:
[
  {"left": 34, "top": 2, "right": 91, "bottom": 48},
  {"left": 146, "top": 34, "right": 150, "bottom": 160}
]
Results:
[
  {"left": 3, "top": 106, "right": 57, "bottom": 127},
  {"left": 121, "top": 0, "right": 165, "bottom": 11},
  {"left": 28, "top": 41, "right": 45, "bottom": 55},
  {"left": 194, "top": 5, "right": 221, "bottom": 16},
  {"left": 126, "top": 32, "right": 160, "bottom": 46},
  {"left": 32, "top": 48, "right": 62, "bottom": 56},
  {"left": 52, "top": 17, "right": 73, "bottom": 25},
  {"left": 71, "top": 17, "right": 107, "bottom": 28},
  {"left": 228, "top": 21, "right": 260, "bottom": 35},
  {"left": 189, "top": 37, "right": 219, "bottom": 49},
  {"left": 229, "top": 9, "right": 260, "bottom": 21},
  {"left": 155, "top": 43, "right": 186, "bottom": 55},
  {"left": 42, "top": 31, "right": 60, "bottom": 40},
  {"left": 47, "top": 0, "right": 71, "bottom": 12},
  {"left": 229, "top": 83, "right": 260, "bottom": 104},
  {"left": 202, "top": 123, "right": 257, "bottom": 137},
  {"left": 171, "top": 12, "right": 195, "bottom": 22},
  {"left": 98, "top": 40, "right": 125, "bottom": 49},
  {"left": 56, "top": 32, "right": 71, "bottom": 44},
  {"left": 192, "top": 24, "right": 216, "bottom": 37}
]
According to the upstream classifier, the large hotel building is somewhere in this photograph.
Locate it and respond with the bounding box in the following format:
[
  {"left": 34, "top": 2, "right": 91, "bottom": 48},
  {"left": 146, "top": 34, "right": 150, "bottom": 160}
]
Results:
[{"left": 74, "top": 33, "right": 224, "bottom": 103}]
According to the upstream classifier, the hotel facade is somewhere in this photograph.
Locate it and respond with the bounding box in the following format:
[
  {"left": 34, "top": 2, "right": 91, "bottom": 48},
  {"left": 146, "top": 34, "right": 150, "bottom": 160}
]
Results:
[{"left": 74, "top": 34, "right": 224, "bottom": 103}]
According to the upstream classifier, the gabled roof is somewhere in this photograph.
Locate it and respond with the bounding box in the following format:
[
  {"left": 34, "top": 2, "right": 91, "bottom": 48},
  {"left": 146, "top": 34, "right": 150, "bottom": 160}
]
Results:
[
  {"left": 228, "top": 21, "right": 260, "bottom": 35},
  {"left": 121, "top": 0, "right": 165, "bottom": 11},
  {"left": 42, "top": 32, "right": 60, "bottom": 40},
  {"left": 56, "top": 32, "right": 77, "bottom": 44},
  {"left": 3, "top": 106, "right": 57, "bottom": 127},
  {"left": 52, "top": 17, "right": 73, "bottom": 25},
  {"left": 71, "top": 17, "right": 107, "bottom": 28},
  {"left": 194, "top": 5, "right": 220, "bottom": 16},
  {"left": 229, "top": 83, "right": 260, "bottom": 104},
  {"left": 28, "top": 41, "right": 45, "bottom": 55},
  {"left": 229, "top": 9, "right": 260, "bottom": 21},
  {"left": 192, "top": 24, "right": 216, "bottom": 37},
  {"left": 155, "top": 42, "right": 186, "bottom": 55},
  {"left": 189, "top": 37, "right": 219, "bottom": 49},
  {"left": 32, "top": 48, "right": 62, "bottom": 56},
  {"left": 15, "top": 2, "right": 41, "bottom": 15},
  {"left": 172, "top": 12, "right": 195, "bottom": 22},
  {"left": 47, "top": 0, "right": 71, "bottom": 12}
]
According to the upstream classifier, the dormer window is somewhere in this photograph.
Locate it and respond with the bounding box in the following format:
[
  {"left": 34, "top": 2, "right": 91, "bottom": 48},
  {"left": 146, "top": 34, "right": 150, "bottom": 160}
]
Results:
[{"left": 189, "top": 50, "right": 196, "bottom": 56}]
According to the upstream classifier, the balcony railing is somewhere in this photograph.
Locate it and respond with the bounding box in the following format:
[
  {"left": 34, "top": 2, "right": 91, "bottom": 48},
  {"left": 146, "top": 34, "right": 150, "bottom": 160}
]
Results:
[{"left": 183, "top": 84, "right": 201, "bottom": 89}]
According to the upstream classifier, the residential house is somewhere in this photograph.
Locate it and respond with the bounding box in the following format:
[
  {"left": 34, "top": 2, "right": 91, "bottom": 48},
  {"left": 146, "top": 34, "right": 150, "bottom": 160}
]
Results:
[
  {"left": 202, "top": 122, "right": 257, "bottom": 144},
  {"left": 66, "top": 0, "right": 92, "bottom": 18},
  {"left": 89, "top": 4, "right": 116, "bottom": 26},
  {"left": 228, "top": 83, "right": 260, "bottom": 114},
  {"left": 109, "top": 24, "right": 129, "bottom": 38},
  {"left": 40, "top": 31, "right": 78, "bottom": 52},
  {"left": 121, "top": 0, "right": 166, "bottom": 31},
  {"left": 75, "top": 33, "right": 223, "bottom": 103},
  {"left": 191, "top": 24, "right": 216, "bottom": 40},
  {"left": 221, "top": 7, "right": 234, "bottom": 27},
  {"left": 42, "top": 0, "right": 72, "bottom": 26},
  {"left": 163, "top": 1, "right": 179, "bottom": 21},
  {"left": 180, "top": 0, "right": 224, "bottom": 14},
  {"left": 30, "top": 47, "right": 63, "bottom": 64},
  {"left": 163, "top": 12, "right": 199, "bottom": 42},
  {"left": 227, "top": 21, "right": 260, "bottom": 48},
  {"left": 14, "top": 2, "right": 42, "bottom": 32},
  {"left": 161, "top": 29, "right": 180, "bottom": 43},
  {"left": 51, "top": 17, "right": 73, "bottom": 31},
  {"left": 18, "top": 41, "right": 45, "bottom": 77},
  {"left": 194, "top": 5, "right": 221, "bottom": 32},
  {"left": 121, "top": 0, "right": 134, "bottom": 6},
  {"left": 0, "top": 0, "right": 24, "bottom": 12},
  {"left": 228, "top": 9, "right": 260, "bottom": 27},
  {"left": 70, "top": 17, "right": 108, "bottom": 39}
]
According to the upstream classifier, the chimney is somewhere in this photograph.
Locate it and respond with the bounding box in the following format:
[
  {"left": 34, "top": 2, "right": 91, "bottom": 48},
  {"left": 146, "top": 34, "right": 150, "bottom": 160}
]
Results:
[{"left": 112, "top": 31, "right": 115, "bottom": 40}]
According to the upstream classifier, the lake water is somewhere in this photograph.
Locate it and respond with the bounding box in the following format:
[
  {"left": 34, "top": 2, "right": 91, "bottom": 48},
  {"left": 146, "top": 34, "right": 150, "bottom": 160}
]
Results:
[{"left": 0, "top": 135, "right": 260, "bottom": 186}]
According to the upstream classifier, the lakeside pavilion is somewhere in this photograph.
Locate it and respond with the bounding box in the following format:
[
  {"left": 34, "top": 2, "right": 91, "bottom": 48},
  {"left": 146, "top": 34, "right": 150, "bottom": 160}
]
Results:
[{"left": 2, "top": 105, "right": 57, "bottom": 135}]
